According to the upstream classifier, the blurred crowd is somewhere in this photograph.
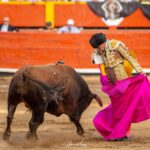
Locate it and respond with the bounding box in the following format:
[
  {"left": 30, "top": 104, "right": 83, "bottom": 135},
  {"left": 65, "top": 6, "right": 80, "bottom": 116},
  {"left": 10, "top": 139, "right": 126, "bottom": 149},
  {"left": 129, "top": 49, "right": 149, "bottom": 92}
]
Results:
[
  {"left": 0, "top": 0, "right": 144, "bottom": 2},
  {"left": 0, "top": 17, "right": 82, "bottom": 33}
]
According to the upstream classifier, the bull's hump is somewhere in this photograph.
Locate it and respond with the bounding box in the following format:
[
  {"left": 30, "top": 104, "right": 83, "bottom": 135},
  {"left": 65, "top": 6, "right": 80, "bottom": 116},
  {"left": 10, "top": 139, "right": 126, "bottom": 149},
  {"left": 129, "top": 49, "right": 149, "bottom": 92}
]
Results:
[{"left": 18, "top": 64, "right": 76, "bottom": 79}]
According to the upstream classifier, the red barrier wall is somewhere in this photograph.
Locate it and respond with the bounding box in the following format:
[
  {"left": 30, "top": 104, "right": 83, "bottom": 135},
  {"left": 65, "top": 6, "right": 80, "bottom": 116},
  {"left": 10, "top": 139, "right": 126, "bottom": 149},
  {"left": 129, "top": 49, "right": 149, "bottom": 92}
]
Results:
[{"left": 0, "top": 30, "right": 149, "bottom": 69}]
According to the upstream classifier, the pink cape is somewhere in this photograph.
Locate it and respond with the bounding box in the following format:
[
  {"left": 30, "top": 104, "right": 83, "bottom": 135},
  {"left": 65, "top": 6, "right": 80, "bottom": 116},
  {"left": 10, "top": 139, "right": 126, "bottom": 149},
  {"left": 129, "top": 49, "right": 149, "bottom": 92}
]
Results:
[{"left": 93, "top": 73, "right": 150, "bottom": 140}]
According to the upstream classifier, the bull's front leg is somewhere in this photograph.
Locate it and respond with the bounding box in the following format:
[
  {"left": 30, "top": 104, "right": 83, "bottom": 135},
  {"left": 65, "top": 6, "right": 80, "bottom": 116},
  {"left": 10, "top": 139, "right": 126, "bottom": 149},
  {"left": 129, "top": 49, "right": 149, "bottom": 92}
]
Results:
[
  {"left": 3, "top": 104, "right": 17, "bottom": 141},
  {"left": 26, "top": 110, "right": 44, "bottom": 141}
]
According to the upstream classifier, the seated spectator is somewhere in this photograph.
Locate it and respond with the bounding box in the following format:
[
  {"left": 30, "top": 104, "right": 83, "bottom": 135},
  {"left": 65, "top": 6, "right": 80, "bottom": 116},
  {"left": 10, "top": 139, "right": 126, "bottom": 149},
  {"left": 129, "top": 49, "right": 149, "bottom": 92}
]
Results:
[
  {"left": 57, "top": 19, "right": 80, "bottom": 33},
  {"left": 45, "top": 22, "right": 52, "bottom": 30},
  {"left": 0, "top": 17, "right": 18, "bottom": 32},
  {"left": 39, "top": 21, "right": 52, "bottom": 31}
]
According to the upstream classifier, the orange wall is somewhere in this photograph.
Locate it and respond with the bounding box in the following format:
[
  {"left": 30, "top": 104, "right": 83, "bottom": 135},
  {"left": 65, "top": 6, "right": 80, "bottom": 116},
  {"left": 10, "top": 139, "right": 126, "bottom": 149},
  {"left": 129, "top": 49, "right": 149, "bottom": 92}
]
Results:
[
  {"left": 0, "top": 30, "right": 149, "bottom": 69},
  {"left": 0, "top": 3, "right": 149, "bottom": 28},
  {"left": 119, "top": 8, "right": 150, "bottom": 27},
  {"left": 55, "top": 5, "right": 150, "bottom": 28},
  {"left": 54, "top": 3, "right": 107, "bottom": 27},
  {"left": 0, "top": 4, "right": 45, "bottom": 27}
]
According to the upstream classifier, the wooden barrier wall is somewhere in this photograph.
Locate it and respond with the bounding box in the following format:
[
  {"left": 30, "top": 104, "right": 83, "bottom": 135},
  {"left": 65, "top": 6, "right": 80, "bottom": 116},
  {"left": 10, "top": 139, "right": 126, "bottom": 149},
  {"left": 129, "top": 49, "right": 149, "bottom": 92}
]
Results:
[
  {"left": 0, "top": 2, "right": 150, "bottom": 28},
  {"left": 0, "top": 30, "right": 149, "bottom": 69}
]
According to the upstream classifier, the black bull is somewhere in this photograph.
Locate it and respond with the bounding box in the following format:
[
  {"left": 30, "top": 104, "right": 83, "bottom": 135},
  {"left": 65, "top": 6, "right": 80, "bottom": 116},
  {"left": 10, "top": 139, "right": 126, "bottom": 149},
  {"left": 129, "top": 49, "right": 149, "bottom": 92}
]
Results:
[{"left": 3, "top": 64, "right": 103, "bottom": 140}]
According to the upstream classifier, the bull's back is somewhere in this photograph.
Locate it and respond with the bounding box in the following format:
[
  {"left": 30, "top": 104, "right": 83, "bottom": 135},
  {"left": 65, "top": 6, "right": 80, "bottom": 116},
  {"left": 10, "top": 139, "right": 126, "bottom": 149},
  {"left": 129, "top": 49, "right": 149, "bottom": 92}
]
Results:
[
  {"left": 12, "top": 64, "right": 90, "bottom": 98},
  {"left": 20, "top": 64, "right": 81, "bottom": 85},
  {"left": 31, "top": 64, "right": 90, "bottom": 96}
]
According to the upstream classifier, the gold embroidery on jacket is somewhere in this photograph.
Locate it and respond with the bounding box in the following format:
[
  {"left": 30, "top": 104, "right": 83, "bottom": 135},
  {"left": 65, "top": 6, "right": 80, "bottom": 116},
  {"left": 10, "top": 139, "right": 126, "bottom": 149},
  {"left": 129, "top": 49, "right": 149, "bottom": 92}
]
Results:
[{"left": 103, "top": 40, "right": 142, "bottom": 82}]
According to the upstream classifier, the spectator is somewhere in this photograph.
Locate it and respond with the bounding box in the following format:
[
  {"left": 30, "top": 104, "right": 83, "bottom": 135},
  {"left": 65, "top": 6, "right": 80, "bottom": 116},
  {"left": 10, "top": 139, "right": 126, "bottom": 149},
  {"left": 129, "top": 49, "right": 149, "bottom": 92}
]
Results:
[
  {"left": 0, "top": 17, "right": 18, "bottom": 32},
  {"left": 44, "top": 22, "right": 52, "bottom": 30},
  {"left": 39, "top": 21, "right": 53, "bottom": 31},
  {"left": 57, "top": 19, "right": 80, "bottom": 33}
]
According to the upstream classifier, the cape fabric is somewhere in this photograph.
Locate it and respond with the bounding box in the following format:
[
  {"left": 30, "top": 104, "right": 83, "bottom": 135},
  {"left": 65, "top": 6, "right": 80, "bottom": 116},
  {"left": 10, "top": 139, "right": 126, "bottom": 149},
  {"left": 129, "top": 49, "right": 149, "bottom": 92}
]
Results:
[{"left": 93, "top": 73, "right": 150, "bottom": 140}]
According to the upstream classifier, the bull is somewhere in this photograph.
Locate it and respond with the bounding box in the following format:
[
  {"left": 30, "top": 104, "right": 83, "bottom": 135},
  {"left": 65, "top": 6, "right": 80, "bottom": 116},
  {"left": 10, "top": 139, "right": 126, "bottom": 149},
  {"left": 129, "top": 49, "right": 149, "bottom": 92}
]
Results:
[{"left": 3, "top": 63, "right": 103, "bottom": 141}]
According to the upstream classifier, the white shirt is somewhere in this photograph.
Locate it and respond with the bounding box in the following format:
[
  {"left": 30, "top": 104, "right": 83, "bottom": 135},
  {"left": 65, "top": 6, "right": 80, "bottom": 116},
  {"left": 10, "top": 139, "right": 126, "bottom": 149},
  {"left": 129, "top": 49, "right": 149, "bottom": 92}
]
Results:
[
  {"left": 58, "top": 26, "right": 80, "bottom": 33},
  {"left": 0, "top": 25, "right": 9, "bottom": 32}
]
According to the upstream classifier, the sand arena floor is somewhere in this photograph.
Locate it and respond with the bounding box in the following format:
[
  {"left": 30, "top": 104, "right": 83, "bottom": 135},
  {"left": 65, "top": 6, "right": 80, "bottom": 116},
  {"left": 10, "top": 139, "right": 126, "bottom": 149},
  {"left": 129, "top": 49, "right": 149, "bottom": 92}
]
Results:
[{"left": 0, "top": 75, "right": 150, "bottom": 150}]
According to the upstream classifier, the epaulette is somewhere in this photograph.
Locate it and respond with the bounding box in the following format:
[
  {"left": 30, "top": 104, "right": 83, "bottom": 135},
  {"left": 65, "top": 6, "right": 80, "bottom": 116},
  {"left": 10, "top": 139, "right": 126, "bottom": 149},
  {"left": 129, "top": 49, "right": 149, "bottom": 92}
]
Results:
[{"left": 108, "top": 39, "right": 123, "bottom": 51}]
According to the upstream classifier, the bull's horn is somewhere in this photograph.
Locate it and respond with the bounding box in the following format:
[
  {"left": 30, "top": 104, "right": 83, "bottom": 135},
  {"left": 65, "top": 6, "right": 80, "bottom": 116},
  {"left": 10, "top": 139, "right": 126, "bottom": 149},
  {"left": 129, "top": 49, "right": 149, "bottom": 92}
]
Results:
[{"left": 56, "top": 86, "right": 66, "bottom": 92}]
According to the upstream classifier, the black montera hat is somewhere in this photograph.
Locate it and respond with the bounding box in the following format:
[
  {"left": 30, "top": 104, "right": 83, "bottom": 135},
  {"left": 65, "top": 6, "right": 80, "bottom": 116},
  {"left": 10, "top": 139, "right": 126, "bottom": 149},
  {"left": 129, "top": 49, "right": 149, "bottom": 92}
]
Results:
[{"left": 89, "top": 33, "right": 106, "bottom": 48}]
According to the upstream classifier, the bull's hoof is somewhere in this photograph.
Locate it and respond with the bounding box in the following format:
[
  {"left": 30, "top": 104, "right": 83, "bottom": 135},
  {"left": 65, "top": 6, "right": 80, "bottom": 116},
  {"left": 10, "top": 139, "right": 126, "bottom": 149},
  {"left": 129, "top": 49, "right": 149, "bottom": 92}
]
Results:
[
  {"left": 25, "top": 131, "right": 38, "bottom": 141},
  {"left": 3, "top": 132, "right": 10, "bottom": 141},
  {"left": 77, "top": 129, "right": 84, "bottom": 136}
]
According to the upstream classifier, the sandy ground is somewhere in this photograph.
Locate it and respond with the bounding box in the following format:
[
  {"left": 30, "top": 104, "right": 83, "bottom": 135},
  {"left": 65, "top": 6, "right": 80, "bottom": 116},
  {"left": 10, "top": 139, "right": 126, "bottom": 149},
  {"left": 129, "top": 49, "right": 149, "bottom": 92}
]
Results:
[{"left": 0, "top": 75, "right": 150, "bottom": 150}]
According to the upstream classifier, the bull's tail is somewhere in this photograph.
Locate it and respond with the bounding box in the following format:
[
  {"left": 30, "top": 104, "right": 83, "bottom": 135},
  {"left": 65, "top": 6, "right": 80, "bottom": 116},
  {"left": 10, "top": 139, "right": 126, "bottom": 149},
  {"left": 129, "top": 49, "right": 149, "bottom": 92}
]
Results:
[{"left": 92, "top": 93, "right": 103, "bottom": 107}]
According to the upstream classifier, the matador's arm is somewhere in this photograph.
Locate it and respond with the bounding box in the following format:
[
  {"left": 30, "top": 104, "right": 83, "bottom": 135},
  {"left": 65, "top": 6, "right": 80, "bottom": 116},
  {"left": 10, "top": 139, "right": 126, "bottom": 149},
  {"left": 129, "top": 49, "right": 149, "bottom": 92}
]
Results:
[{"left": 117, "top": 45, "right": 142, "bottom": 73}]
